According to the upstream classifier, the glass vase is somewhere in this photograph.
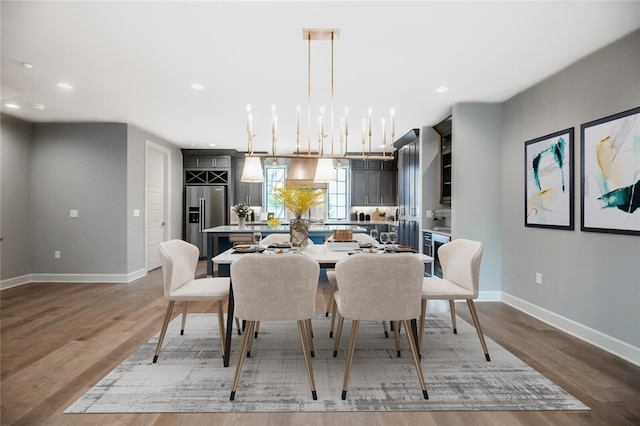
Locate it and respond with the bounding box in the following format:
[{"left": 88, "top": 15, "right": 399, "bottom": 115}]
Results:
[{"left": 289, "top": 218, "right": 310, "bottom": 249}]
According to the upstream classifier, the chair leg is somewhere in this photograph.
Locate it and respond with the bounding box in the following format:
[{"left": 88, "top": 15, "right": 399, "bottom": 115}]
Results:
[
  {"left": 235, "top": 317, "right": 242, "bottom": 335},
  {"left": 402, "top": 320, "right": 429, "bottom": 400},
  {"left": 180, "top": 301, "right": 189, "bottom": 335},
  {"left": 325, "top": 280, "right": 337, "bottom": 316},
  {"left": 305, "top": 319, "right": 315, "bottom": 357},
  {"left": 449, "top": 299, "right": 457, "bottom": 334},
  {"left": 230, "top": 320, "right": 255, "bottom": 401},
  {"left": 297, "top": 320, "right": 318, "bottom": 400},
  {"left": 393, "top": 321, "right": 402, "bottom": 357},
  {"left": 382, "top": 320, "right": 389, "bottom": 338},
  {"left": 419, "top": 298, "right": 427, "bottom": 356},
  {"left": 217, "top": 300, "right": 226, "bottom": 356},
  {"left": 341, "top": 319, "right": 359, "bottom": 400},
  {"left": 466, "top": 300, "right": 491, "bottom": 361},
  {"left": 329, "top": 297, "right": 337, "bottom": 338},
  {"left": 247, "top": 321, "right": 257, "bottom": 357},
  {"left": 153, "top": 301, "right": 175, "bottom": 363},
  {"left": 333, "top": 313, "right": 345, "bottom": 357}
]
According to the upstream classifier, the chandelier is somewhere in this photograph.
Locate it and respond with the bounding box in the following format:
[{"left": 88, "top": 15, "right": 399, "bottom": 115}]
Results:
[{"left": 241, "top": 28, "right": 396, "bottom": 183}]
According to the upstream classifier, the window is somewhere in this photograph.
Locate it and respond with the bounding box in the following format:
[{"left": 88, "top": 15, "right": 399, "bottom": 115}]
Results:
[
  {"left": 264, "top": 166, "right": 287, "bottom": 219},
  {"left": 327, "top": 166, "right": 348, "bottom": 220}
]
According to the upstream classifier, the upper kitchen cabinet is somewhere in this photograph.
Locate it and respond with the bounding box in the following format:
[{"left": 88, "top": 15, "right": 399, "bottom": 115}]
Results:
[
  {"left": 184, "top": 154, "right": 231, "bottom": 169},
  {"left": 233, "top": 157, "right": 263, "bottom": 206},
  {"left": 350, "top": 159, "right": 397, "bottom": 206},
  {"left": 433, "top": 115, "right": 452, "bottom": 204},
  {"left": 182, "top": 150, "right": 231, "bottom": 185}
]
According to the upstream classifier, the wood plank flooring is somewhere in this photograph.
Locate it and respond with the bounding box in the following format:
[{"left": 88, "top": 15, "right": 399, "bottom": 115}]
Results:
[{"left": 1, "top": 262, "right": 639, "bottom": 425}]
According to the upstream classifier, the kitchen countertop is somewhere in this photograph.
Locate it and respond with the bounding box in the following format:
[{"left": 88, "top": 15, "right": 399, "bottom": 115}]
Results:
[{"left": 422, "top": 228, "right": 452, "bottom": 236}]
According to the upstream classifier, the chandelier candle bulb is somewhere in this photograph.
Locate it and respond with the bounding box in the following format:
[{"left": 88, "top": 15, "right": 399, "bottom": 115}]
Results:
[
  {"left": 382, "top": 118, "right": 386, "bottom": 145},
  {"left": 368, "top": 108, "right": 373, "bottom": 136},
  {"left": 390, "top": 109, "right": 395, "bottom": 139}
]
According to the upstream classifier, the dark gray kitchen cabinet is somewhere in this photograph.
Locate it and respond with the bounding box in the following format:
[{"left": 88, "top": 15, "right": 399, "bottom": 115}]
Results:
[
  {"left": 233, "top": 157, "right": 263, "bottom": 206},
  {"left": 350, "top": 160, "right": 397, "bottom": 206}
]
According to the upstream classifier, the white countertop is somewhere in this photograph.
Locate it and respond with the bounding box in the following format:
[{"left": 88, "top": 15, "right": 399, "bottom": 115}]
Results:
[{"left": 422, "top": 228, "right": 452, "bottom": 236}]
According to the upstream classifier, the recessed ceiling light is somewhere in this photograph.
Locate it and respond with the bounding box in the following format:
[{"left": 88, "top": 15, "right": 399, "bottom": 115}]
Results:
[
  {"left": 436, "top": 86, "right": 448, "bottom": 93},
  {"left": 5, "top": 103, "right": 20, "bottom": 109},
  {"left": 56, "top": 82, "right": 74, "bottom": 90},
  {"left": 208, "top": 143, "right": 216, "bottom": 147},
  {"left": 32, "top": 103, "right": 46, "bottom": 110},
  {"left": 21, "top": 62, "right": 34, "bottom": 69},
  {"left": 191, "top": 83, "right": 204, "bottom": 90}
]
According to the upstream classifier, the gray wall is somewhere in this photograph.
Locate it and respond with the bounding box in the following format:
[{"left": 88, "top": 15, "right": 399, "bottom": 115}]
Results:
[
  {"left": 500, "top": 30, "right": 640, "bottom": 349},
  {"left": 1, "top": 115, "right": 33, "bottom": 280},
  {"left": 0, "top": 118, "right": 183, "bottom": 284},
  {"left": 451, "top": 103, "right": 503, "bottom": 295},
  {"left": 31, "top": 123, "right": 129, "bottom": 275}
]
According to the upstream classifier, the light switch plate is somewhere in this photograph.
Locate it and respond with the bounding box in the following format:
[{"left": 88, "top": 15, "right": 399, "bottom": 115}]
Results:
[
  {"left": 70, "top": 209, "right": 79, "bottom": 218},
  {"left": 133, "top": 209, "right": 140, "bottom": 217}
]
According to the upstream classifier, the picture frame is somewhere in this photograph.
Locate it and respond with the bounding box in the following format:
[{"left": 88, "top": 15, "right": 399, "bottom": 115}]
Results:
[
  {"left": 580, "top": 106, "right": 640, "bottom": 236},
  {"left": 524, "top": 128, "right": 574, "bottom": 230}
]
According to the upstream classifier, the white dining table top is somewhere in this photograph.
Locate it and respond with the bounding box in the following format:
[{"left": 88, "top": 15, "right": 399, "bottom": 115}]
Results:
[{"left": 212, "top": 243, "right": 433, "bottom": 266}]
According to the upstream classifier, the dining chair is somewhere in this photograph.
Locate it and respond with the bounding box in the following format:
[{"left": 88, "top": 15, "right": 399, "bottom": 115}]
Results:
[
  {"left": 333, "top": 253, "right": 428, "bottom": 400},
  {"left": 229, "top": 253, "right": 320, "bottom": 401},
  {"left": 325, "top": 232, "right": 380, "bottom": 337},
  {"left": 419, "top": 238, "right": 491, "bottom": 361},
  {"left": 154, "top": 239, "right": 231, "bottom": 363}
]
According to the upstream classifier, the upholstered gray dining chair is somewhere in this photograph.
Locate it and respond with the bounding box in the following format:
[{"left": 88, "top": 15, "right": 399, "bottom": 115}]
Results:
[
  {"left": 419, "top": 238, "right": 491, "bottom": 361},
  {"left": 333, "top": 253, "right": 428, "bottom": 400},
  {"left": 229, "top": 253, "right": 320, "bottom": 401},
  {"left": 325, "top": 232, "right": 379, "bottom": 337},
  {"left": 154, "top": 239, "right": 231, "bottom": 363}
]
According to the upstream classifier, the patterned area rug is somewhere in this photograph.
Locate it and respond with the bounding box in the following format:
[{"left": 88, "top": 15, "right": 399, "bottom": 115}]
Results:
[{"left": 66, "top": 313, "right": 589, "bottom": 413}]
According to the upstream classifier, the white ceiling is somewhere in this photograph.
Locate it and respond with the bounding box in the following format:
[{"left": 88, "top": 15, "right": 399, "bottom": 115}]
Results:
[{"left": 2, "top": 1, "right": 639, "bottom": 154}]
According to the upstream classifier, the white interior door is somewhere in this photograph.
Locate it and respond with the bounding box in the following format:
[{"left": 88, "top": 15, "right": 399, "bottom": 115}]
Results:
[{"left": 146, "top": 141, "right": 170, "bottom": 271}]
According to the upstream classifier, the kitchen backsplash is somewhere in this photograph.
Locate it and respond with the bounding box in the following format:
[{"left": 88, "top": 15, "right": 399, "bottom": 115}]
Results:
[{"left": 349, "top": 206, "right": 398, "bottom": 221}]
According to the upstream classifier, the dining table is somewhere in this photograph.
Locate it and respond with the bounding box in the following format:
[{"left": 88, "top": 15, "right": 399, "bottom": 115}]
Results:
[{"left": 212, "top": 243, "right": 434, "bottom": 367}]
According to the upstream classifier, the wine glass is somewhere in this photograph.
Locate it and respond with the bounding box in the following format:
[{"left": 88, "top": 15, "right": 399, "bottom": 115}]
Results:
[
  {"left": 388, "top": 231, "right": 398, "bottom": 249},
  {"left": 252, "top": 231, "right": 262, "bottom": 246},
  {"left": 379, "top": 232, "right": 389, "bottom": 249},
  {"left": 369, "top": 227, "right": 379, "bottom": 241}
]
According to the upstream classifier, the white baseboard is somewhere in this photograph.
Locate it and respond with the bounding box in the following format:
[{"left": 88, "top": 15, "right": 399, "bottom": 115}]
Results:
[
  {"left": 1, "top": 269, "right": 147, "bottom": 289},
  {"left": 0, "top": 274, "right": 32, "bottom": 290},
  {"left": 477, "top": 290, "right": 501, "bottom": 302},
  {"left": 501, "top": 292, "right": 640, "bottom": 367}
]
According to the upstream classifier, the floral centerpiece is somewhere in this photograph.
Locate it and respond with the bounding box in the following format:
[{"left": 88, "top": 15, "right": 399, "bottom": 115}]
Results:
[
  {"left": 233, "top": 203, "right": 251, "bottom": 228},
  {"left": 273, "top": 183, "right": 324, "bottom": 248},
  {"left": 233, "top": 203, "right": 251, "bottom": 218}
]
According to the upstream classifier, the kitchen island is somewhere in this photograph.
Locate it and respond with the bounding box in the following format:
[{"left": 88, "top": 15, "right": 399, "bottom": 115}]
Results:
[{"left": 203, "top": 224, "right": 367, "bottom": 276}]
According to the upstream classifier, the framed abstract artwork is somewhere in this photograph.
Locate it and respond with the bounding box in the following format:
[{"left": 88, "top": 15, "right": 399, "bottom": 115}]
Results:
[
  {"left": 580, "top": 106, "right": 640, "bottom": 236},
  {"left": 525, "top": 128, "right": 574, "bottom": 230}
]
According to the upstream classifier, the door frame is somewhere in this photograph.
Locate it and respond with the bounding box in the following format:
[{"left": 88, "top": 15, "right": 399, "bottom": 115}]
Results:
[{"left": 145, "top": 140, "right": 172, "bottom": 271}]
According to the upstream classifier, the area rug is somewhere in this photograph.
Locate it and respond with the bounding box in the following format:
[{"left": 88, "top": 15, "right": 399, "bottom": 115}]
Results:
[{"left": 65, "top": 313, "right": 589, "bottom": 413}]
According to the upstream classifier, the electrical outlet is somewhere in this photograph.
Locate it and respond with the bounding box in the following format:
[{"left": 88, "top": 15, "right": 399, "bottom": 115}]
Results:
[
  {"left": 535, "top": 272, "right": 542, "bottom": 285},
  {"left": 55, "top": 250, "right": 61, "bottom": 259}
]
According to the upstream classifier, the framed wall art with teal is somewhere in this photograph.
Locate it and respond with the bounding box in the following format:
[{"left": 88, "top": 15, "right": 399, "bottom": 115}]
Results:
[
  {"left": 580, "top": 106, "right": 640, "bottom": 236},
  {"left": 525, "top": 128, "right": 574, "bottom": 230}
]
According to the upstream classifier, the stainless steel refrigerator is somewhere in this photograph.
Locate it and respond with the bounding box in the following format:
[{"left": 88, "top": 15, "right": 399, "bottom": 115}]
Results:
[{"left": 185, "top": 185, "right": 227, "bottom": 257}]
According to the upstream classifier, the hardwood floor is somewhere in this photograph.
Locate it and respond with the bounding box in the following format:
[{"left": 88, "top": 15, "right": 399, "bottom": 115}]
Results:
[{"left": 2, "top": 262, "right": 639, "bottom": 425}]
